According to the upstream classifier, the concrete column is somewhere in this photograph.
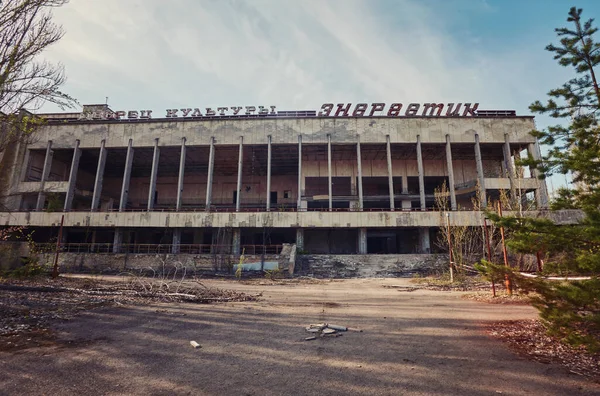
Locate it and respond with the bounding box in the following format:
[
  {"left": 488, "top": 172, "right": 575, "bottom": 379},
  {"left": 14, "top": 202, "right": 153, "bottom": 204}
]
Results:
[
  {"left": 295, "top": 228, "right": 304, "bottom": 251},
  {"left": 35, "top": 140, "right": 53, "bottom": 211},
  {"left": 327, "top": 134, "right": 332, "bottom": 211},
  {"left": 113, "top": 229, "right": 122, "bottom": 253},
  {"left": 205, "top": 137, "right": 215, "bottom": 211},
  {"left": 445, "top": 135, "right": 457, "bottom": 211},
  {"left": 503, "top": 133, "right": 516, "bottom": 200},
  {"left": 266, "top": 135, "right": 272, "bottom": 211},
  {"left": 386, "top": 135, "right": 395, "bottom": 211},
  {"left": 401, "top": 175, "right": 408, "bottom": 194},
  {"left": 358, "top": 227, "right": 367, "bottom": 254},
  {"left": 528, "top": 141, "right": 549, "bottom": 208},
  {"left": 474, "top": 134, "right": 487, "bottom": 208},
  {"left": 176, "top": 137, "right": 186, "bottom": 211},
  {"left": 356, "top": 140, "right": 364, "bottom": 211},
  {"left": 232, "top": 228, "right": 241, "bottom": 255},
  {"left": 172, "top": 229, "right": 181, "bottom": 254},
  {"left": 417, "top": 135, "right": 426, "bottom": 210},
  {"left": 297, "top": 135, "right": 302, "bottom": 210},
  {"left": 147, "top": 138, "right": 160, "bottom": 211},
  {"left": 236, "top": 136, "right": 243, "bottom": 212},
  {"left": 91, "top": 139, "right": 107, "bottom": 211},
  {"left": 63, "top": 140, "right": 81, "bottom": 212},
  {"left": 119, "top": 139, "right": 134, "bottom": 212},
  {"left": 419, "top": 228, "right": 431, "bottom": 254},
  {"left": 90, "top": 230, "right": 97, "bottom": 252}
]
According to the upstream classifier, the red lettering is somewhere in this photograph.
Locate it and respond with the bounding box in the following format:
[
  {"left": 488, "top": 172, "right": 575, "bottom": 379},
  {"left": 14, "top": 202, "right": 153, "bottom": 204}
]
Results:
[
  {"left": 446, "top": 103, "right": 462, "bottom": 116},
  {"left": 422, "top": 103, "right": 444, "bottom": 116},
  {"left": 352, "top": 103, "right": 368, "bottom": 117},
  {"left": 369, "top": 103, "right": 385, "bottom": 116},
  {"left": 334, "top": 103, "right": 352, "bottom": 117},
  {"left": 387, "top": 103, "right": 402, "bottom": 116},
  {"left": 318, "top": 103, "right": 333, "bottom": 116},
  {"left": 405, "top": 103, "right": 420, "bottom": 116},
  {"left": 462, "top": 103, "right": 479, "bottom": 116}
]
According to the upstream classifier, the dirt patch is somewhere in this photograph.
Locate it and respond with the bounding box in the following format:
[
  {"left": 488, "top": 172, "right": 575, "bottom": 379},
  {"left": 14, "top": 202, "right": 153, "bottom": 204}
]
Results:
[
  {"left": 488, "top": 319, "right": 600, "bottom": 383},
  {"left": 0, "top": 276, "right": 258, "bottom": 352},
  {"left": 462, "top": 291, "right": 532, "bottom": 305},
  {"left": 410, "top": 275, "right": 492, "bottom": 291},
  {"left": 240, "top": 277, "right": 331, "bottom": 286}
]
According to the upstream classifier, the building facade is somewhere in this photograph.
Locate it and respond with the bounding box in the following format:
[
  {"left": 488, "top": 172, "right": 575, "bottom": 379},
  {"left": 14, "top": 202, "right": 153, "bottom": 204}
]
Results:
[{"left": 0, "top": 103, "right": 549, "bottom": 260}]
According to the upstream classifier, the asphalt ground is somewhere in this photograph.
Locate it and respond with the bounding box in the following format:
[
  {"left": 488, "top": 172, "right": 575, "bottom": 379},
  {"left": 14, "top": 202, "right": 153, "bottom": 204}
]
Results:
[{"left": 1, "top": 277, "right": 598, "bottom": 395}]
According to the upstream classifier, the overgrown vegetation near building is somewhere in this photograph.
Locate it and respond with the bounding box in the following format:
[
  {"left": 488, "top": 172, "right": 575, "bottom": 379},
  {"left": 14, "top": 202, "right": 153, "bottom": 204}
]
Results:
[{"left": 479, "top": 7, "right": 600, "bottom": 352}]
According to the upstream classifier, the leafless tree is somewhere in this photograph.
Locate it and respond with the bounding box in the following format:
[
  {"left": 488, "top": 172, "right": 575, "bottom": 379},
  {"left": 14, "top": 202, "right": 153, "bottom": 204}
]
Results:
[
  {"left": 0, "top": 0, "right": 75, "bottom": 155},
  {"left": 0, "top": 0, "right": 75, "bottom": 113}
]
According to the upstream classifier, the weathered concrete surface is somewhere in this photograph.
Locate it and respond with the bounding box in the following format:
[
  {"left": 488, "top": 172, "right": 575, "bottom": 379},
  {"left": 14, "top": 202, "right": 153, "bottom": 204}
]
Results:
[
  {"left": 1, "top": 209, "right": 585, "bottom": 228},
  {"left": 0, "top": 277, "right": 596, "bottom": 395},
  {"left": 297, "top": 254, "right": 447, "bottom": 278},
  {"left": 31, "top": 116, "right": 537, "bottom": 150},
  {"left": 39, "top": 252, "right": 281, "bottom": 274}
]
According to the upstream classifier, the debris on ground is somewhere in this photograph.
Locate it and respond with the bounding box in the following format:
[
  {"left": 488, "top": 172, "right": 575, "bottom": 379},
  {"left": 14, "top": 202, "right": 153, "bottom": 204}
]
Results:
[
  {"left": 303, "top": 323, "right": 361, "bottom": 340},
  {"left": 0, "top": 276, "right": 259, "bottom": 352},
  {"left": 190, "top": 341, "right": 201, "bottom": 349},
  {"left": 462, "top": 291, "right": 532, "bottom": 304},
  {"left": 488, "top": 319, "right": 600, "bottom": 383},
  {"left": 410, "top": 275, "right": 491, "bottom": 291},
  {"left": 382, "top": 285, "right": 419, "bottom": 292}
]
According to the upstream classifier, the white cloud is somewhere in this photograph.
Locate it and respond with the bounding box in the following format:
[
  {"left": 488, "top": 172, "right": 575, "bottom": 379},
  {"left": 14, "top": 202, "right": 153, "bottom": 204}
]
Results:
[{"left": 39, "top": 0, "right": 563, "bottom": 118}]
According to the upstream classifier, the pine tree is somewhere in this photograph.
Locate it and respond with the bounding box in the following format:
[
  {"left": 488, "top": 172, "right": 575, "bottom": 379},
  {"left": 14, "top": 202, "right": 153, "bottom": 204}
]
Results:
[{"left": 483, "top": 7, "right": 600, "bottom": 351}]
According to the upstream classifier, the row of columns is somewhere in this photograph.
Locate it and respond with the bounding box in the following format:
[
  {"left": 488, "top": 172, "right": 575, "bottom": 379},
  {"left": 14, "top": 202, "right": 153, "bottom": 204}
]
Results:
[{"left": 50, "top": 134, "right": 545, "bottom": 215}]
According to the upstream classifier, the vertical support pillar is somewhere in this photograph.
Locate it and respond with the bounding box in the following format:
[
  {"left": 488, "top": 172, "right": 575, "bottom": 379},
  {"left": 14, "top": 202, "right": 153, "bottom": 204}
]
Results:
[
  {"left": 295, "top": 228, "right": 304, "bottom": 251},
  {"left": 236, "top": 136, "right": 243, "bottom": 212},
  {"left": 445, "top": 135, "right": 457, "bottom": 211},
  {"left": 474, "top": 134, "right": 487, "bottom": 208},
  {"left": 503, "top": 133, "right": 516, "bottom": 200},
  {"left": 119, "top": 139, "right": 134, "bottom": 211},
  {"left": 36, "top": 140, "right": 53, "bottom": 211},
  {"left": 356, "top": 139, "right": 363, "bottom": 211},
  {"left": 297, "top": 135, "right": 302, "bottom": 210},
  {"left": 386, "top": 135, "right": 395, "bottom": 211},
  {"left": 176, "top": 137, "right": 186, "bottom": 211},
  {"left": 528, "top": 141, "right": 549, "bottom": 208},
  {"left": 232, "top": 228, "right": 241, "bottom": 255},
  {"left": 327, "top": 134, "right": 332, "bottom": 211},
  {"left": 417, "top": 135, "right": 426, "bottom": 210},
  {"left": 419, "top": 228, "right": 431, "bottom": 254},
  {"left": 91, "top": 139, "right": 107, "bottom": 211},
  {"left": 172, "top": 229, "right": 181, "bottom": 254},
  {"left": 358, "top": 227, "right": 367, "bottom": 254},
  {"left": 266, "top": 135, "right": 272, "bottom": 211},
  {"left": 64, "top": 140, "right": 81, "bottom": 211},
  {"left": 147, "top": 138, "right": 160, "bottom": 211},
  {"left": 401, "top": 175, "right": 408, "bottom": 194},
  {"left": 113, "top": 229, "right": 122, "bottom": 253},
  {"left": 205, "top": 137, "right": 215, "bottom": 211}
]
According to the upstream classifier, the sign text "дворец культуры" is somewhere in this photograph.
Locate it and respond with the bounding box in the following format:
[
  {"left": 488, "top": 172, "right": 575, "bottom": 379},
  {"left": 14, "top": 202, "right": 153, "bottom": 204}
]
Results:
[{"left": 77, "top": 102, "right": 480, "bottom": 120}]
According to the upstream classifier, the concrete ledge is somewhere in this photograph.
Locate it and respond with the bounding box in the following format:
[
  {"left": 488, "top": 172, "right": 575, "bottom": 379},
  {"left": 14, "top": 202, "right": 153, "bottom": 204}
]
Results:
[{"left": 1, "top": 209, "right": 585, "bottom": 228}]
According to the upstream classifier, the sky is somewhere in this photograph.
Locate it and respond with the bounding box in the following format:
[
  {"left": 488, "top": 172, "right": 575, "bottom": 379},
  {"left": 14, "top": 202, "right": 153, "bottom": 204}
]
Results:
[{"left": 39, "top": 0, "right": 600, "bottom": 192}]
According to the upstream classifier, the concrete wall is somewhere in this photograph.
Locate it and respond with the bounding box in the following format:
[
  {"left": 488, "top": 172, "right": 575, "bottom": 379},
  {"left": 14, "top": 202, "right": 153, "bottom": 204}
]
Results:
[
  {"left": 0, "top": 209, "right": 584, "bottom": 229},
  {"left": 29, "top": 117, "right": 537, "bottom": 150},
  {"left": 297, "top": 254, "right": 448, "bottom": 278},
  {"left": 40, "top": 252, "right": 282, "bottom": 274}
]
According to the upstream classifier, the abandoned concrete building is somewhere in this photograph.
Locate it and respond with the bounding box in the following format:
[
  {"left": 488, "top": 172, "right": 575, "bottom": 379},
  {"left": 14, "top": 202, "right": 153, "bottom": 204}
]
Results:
[{"left": 0, "top": 103, "right": 550, "bottom": 273}]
